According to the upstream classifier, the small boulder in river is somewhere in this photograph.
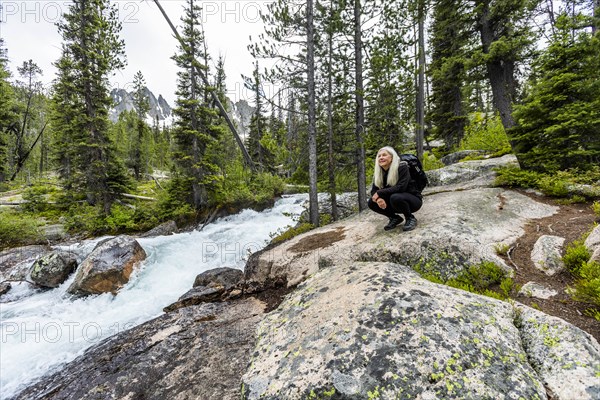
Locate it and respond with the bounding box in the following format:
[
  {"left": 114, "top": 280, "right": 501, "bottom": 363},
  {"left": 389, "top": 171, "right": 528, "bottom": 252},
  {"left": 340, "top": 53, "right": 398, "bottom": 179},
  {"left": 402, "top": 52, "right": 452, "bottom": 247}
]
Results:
[
  {"left": 164, "top": 267, "right": 244, "bottom": 312},
  {"left": 67, "top": 235, "right": 146, "bottom": 297},
  {"left": 0, "top": 282, "right": 11, "bottom": 296},
  {"left": 29, "top": 251, "right": 78, "bottom": 288}
]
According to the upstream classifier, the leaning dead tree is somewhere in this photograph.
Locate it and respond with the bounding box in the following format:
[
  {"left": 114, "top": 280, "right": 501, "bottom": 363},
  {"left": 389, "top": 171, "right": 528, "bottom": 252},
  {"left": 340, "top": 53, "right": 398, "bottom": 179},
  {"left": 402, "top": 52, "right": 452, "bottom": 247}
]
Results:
[{"left": 152, "top": 0, "right": 256, "bottom": 172}]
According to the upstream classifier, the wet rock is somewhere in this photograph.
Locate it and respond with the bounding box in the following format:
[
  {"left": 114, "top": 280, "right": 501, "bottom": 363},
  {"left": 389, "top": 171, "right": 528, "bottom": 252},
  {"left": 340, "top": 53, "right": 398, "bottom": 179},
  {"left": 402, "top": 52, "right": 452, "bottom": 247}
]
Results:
[
  {"left": 531, "top": 235, "right": 565, "bottom": 276},
  {"left": 139, "top": 220, "right": 178, "bottom": 238},
  {"left": 193, "top": 267, "right": 243, "bottom": 289},
  {"left": 0, "top": 245, "right": 49, "bottom": 281},
  {"left": 29, "top": 251, "right": 78, "bottom": 288},
  {"left": 518, "top": 282, "right": 558, "bottom": 299},
  {"left": 164, "top": 268, "right": 244, "bottom": 313},
  {"left": 584, "top": 224, "right": 600, "bottom": 263},
  {"left": 426, "top": 154, "right": 518, "bottom": 188},
  {"left": 246, "top": 187, "right": 557, "bottom": 290},
  {"left": 67, "top": 235, "right": 146, "bottom": 297},
  {"left": 242, "top": 261, "right": 600, "bottom": 399},
  {"left": 0, "top": 282, "right": 10, "bottom": 296},
  {"left": 516, "top": 304, "right": 600, "bottom": 400},
  {"left": 440, "top": 150, "right": 486, "bottom": 165},
  {"left": 12, "top": 298, "right": 266, "bottom": 400}
]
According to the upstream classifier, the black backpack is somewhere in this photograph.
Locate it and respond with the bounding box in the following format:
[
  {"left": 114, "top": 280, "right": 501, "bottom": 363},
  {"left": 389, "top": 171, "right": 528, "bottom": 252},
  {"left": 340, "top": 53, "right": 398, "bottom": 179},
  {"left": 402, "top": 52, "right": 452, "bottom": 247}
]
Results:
[{"left": 399, "top": 154, "right": 428, "bottom": 192}]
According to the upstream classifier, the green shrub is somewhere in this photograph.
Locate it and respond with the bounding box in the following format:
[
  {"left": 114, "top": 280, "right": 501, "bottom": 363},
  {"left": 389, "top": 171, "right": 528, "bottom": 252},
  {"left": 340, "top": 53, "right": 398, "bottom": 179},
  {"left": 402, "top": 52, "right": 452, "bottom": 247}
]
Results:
[
  {"left": 494, "top": 166, "right": 543, "bottom": 189},
  {"left": 422, "top": 151, "right": 444, "bottom": 171},
  {"left": 270, "top": 222, "right": 314, "bottom": 244},
  {"left": 494, "top": 243, "right": 510, "bottom": 256},
  {"left": 459, "top": 113, "right": 512, "bottom": 155},
  {"left": 571, "top": 261, "right": 600, "bottom": 307},
  {"left": 21, "top": 185, "right": 51, "bottom": 213},
  {"left": 417, "top": 260, "right": 511, "bottom": 300},
  {"left": 537, "top": 175, "right": 569, "bottom": 197},
  {"left": 592, "top": 201, "right": 600, "bottom": 217},
  {"left": 563, "top": 239, "right": 591, "bottom": 275},
  {"left": 495, "top": 166, "right": 599, "bottom": 199},
  {"left": 0, "top": 209, "right": 43, "bottom": 249}
]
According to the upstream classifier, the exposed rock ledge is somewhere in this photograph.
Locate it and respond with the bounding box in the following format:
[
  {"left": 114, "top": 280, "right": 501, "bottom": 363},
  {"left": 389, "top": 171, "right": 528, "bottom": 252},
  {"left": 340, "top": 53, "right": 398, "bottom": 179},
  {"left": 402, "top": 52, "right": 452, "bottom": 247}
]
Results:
[
  {"left": 242, "top": 262, "right": 600, "bottom": 399},
  {"left": 245, "top": 187, "right": 558, "bottom": 290}
]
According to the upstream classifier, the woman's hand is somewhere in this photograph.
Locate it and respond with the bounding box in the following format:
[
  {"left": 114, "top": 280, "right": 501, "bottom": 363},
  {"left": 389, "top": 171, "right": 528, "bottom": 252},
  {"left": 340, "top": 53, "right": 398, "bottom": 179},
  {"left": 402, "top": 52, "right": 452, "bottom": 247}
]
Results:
[
  {"left": 376, "top": 198, "right": 387, "bottom": 209},
  {"left": 372, "top": 193, "right": 379, "bottom": 201}
]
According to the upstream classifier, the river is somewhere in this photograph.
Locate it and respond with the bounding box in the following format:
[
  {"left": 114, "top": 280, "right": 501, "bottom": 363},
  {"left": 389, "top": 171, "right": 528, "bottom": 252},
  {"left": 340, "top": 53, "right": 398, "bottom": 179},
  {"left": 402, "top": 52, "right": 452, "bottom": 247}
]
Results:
[{"left": 0, "top": 195, "right": 307, "bottom": 398}]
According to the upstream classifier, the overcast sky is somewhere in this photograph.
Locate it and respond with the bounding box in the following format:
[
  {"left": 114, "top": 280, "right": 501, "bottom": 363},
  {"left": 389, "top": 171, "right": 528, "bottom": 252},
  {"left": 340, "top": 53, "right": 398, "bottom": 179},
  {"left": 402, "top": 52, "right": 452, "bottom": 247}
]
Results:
[{"left": 0, "top": 0, "right": 274, "bottom": 106}]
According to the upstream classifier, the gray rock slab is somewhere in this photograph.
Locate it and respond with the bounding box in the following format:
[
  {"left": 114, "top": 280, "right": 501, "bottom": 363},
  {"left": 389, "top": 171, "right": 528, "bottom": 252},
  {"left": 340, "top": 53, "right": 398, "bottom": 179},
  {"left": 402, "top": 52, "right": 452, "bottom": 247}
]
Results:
[
  {"left": 531, "top": 235, "right": 566, "bottom": 276},
  {"left": 585, "top": 225, "right": 600, "bottom": 263},
  {"left": 242, "top": 261, "right": 567, "bottom": 399},
  {"left": 246, "top": 188, "right": 558, "bottom": 289},
  {"left": 518, "top": 282, "right": 558, "bottom": 299},
  {"left": 12, "top": 298, "right": 266, "bottom": 400},
  {"left": 440, "top": 150, "right": 486, "bottom": 166},
  {"left": 516, "top": 304, "right": 600, "bottom": 399},
  {"left": 426, "top": 154, "right": 518, "bottom": 188}
]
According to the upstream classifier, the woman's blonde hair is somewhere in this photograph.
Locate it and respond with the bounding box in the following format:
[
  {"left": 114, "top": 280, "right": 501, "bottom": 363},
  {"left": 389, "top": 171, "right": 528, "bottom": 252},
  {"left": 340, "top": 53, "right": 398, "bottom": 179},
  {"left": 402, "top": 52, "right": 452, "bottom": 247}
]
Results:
[{"left": 373, "top": 146, "right": 400, "bottom": 188}]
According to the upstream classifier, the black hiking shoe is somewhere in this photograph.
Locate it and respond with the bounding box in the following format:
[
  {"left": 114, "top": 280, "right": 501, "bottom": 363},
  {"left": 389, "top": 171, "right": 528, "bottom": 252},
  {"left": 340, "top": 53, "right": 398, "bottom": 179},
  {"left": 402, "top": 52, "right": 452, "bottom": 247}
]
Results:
[
  {"left": 403, "top": 215, "right": 418, "bottom": 231},
  {"left": 384, "top": 216, "right": 403, "bottom": 231}
]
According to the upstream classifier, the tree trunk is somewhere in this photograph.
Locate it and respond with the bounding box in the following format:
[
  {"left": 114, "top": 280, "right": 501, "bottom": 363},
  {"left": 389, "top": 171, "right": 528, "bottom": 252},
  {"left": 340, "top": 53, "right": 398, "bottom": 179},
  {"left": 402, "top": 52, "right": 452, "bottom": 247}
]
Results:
[
  {"left": 354, "top": 0, "right": 367, "bottom": 212},
  {"left": 326, "top": 23, "right": 338, "bottom": 221},
  {"left": 477, "top": 0, "right": 516, "bottom": 131},
  {"left": 416, "top": 0, "right": 425, "bottom": 160},
  {"left": 594, "top": 0, "right": 599, "bottom": 35},
  {"left": 307, "top": 0, "right": 319, "bottom": 227}
]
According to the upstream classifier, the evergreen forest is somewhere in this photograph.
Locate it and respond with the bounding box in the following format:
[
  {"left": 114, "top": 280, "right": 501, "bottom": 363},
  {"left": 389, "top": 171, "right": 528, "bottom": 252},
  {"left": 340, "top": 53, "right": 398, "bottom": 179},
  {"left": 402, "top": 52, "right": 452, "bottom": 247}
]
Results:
[{"left": 0, "top": 0, "right": 599, "bottom": 243}]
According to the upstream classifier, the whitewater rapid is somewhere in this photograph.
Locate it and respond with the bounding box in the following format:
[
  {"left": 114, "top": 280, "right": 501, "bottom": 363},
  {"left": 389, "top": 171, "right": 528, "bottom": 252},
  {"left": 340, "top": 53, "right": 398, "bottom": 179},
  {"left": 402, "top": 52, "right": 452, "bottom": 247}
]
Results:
[{"left": 0, "top": 195, "right": 307, "bottom": 398}]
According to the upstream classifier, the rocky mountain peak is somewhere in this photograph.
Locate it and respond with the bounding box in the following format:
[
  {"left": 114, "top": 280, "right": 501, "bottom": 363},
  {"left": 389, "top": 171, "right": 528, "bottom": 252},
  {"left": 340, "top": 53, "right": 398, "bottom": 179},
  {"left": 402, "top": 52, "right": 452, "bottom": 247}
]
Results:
[{"left": 109, "top": 87, "right": 173, "bottom": 126}]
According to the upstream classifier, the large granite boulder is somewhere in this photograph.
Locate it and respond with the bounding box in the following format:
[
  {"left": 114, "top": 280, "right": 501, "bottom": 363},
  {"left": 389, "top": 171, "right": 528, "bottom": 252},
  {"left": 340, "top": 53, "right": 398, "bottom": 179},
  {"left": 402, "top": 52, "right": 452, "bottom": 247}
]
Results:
[
  {"left": 425, "top": 154, "right": 519, "bottom": 189},
  {"left": 246, "top": 188, "right": 557, "bottom": 290},
  {"left": 242, "top": 261, "right": 600, "bottom": 399},
  {"left": 67, "top": 235, "right": 146, "bottom": 297},
  {"left": 12, "top": 298, "right": 266, "bottom": 400},
  {"left": 29, "top": 251, "right": 78, "bottom": 288},
  {"left": 516, "top": 304, "right": 600, "bottom": 399}
]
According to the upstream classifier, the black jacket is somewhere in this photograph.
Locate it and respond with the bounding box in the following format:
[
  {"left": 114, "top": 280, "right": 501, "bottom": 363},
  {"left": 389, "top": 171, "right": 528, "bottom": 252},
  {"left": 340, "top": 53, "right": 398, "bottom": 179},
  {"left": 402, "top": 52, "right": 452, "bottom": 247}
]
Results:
[{"left": 370, "top": 161, "right": 422, "bottom": 199}]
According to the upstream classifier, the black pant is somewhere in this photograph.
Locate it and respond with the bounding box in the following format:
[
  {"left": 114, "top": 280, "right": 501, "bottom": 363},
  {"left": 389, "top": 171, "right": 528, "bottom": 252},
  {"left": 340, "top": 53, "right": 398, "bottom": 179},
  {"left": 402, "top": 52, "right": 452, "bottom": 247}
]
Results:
[{"left": 368, "top": 192, "right": 422, "bottom": 219}]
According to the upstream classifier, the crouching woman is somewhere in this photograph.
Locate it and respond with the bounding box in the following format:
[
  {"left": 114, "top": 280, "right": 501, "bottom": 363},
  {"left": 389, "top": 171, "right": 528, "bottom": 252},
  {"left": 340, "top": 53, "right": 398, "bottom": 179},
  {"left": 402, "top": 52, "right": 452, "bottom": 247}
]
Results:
[{"left": 368, "top": 146, "right": 422, "bottom": 231}]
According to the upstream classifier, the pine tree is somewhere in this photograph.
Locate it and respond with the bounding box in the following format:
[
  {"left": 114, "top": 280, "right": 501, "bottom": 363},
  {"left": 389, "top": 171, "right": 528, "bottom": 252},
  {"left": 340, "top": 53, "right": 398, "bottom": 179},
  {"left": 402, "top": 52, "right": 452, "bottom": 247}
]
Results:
[
  {"left": 473, "top": 0, "right": 537, "bottom": 131},
  {"left": 428, "top": 0, "right": 469, "bottom": 150},
  {"left": 0, "top": 38, "right": 18, "bottom": 182},
  {"left": 170, "top": 0, "right": 222, "bottom": 209},
  {"left": 510, "top": 12, "right": 600, "bottom": 171},
  {"left": 10, "top": 60, "right": 46, "bottom": 180},
  {"left": 51, "top": 0, "right": 129, "bottom": 212},
  {"left": 245, "top": 62, "right": 272, "bottom": 171},
  {"left": 130, "top": 71, "right": 151, "bottom": 180}
]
